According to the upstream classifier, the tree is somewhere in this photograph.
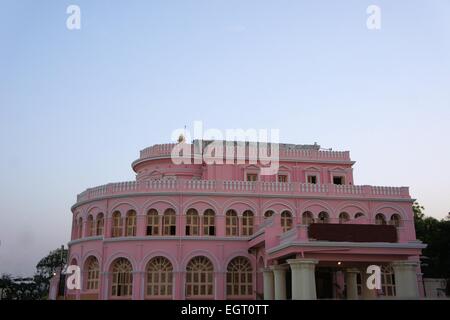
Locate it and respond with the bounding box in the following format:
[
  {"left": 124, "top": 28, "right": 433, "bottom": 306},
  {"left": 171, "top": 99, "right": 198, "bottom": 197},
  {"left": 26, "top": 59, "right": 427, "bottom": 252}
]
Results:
[
  {"left": 0, "top": 247, "right": 68, "bottom": 300},
  {"left": 413, "top": 201, "right": 450, "bottom": 281},
  {"left": 36, "top": 247, "right": 68, "bottom": 280}
]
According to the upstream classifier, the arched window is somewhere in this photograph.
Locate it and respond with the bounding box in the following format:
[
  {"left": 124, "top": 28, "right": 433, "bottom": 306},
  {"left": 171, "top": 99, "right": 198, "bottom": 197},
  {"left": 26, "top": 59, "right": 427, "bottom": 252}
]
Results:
[
  {"left": 96, "top": 213, "right": 104, "bottom": 236},
  {"left": 125, "top": 210, "right": 137, "bottom": 237},
  {"left": 302, "top": 211, "right": 314, "bottom": 225},
  {"left": 241, "top": 210, "right": 254, "bottom": 236},
  {"left": 186, "top": 256, "right": 214, "bottom": 298},
  {"left": 226, "top": 210, "right": 239, "bottom": 236},
  {"left": 226, "top": 257, "right": 253, "bottom": 297},
  {"left": 78, "top": 217, "right": 83, "bottom": 238},
  {"left": 381, "top": 266, "right": 396, "bottom": 297},
  {"left": 146, "top": 209, "right": 159, "bottom": 236},
  {"left": 281, "top": 211, "right": 293, "bottom": 232},
  {"left": 375, "top": 213, "right": 386, "bottom": 225},
  {"left": 163, "top": 209, "right": 176, "bottom": 236},
  {"left": 85, "top": 256, "right": 100, "bottom": 291},
  {"left": 87, "top": 215, "right": 94, "bottom": 237},
  {"left": 111, "top": 258, "right": 133, "bottom": 298},
  {"left": 264, "top": 210, "right": 274, "bottom": 219},
  {"left": 203, "top": 209, "right": 215, "bottom": 236},
  {"left": 355, "top": 212, "right": 365, "bottom": 219},
  {"left": 339, "top": 212, "right": 350, "bottom": 224},
  {"left": 186, "top": 209, "right": 200, "bottom": 236},
  {"left": 146, "top": 257, "right": 173, "bottom": 298},
  {"left": 317, "top": 211, "right": 329, "bottom": 224},
  {"left": 390, "top": 214, "right": 401, "bottom": 227},
  {"left": 112, "top": 211, "right": 123, "bottom": 237}
]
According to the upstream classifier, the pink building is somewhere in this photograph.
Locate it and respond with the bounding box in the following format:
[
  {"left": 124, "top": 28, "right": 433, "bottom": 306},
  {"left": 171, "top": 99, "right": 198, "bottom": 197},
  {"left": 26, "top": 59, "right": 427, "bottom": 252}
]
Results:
[{"left": 62, "top": 141, "right": 425, "bottom": 300}]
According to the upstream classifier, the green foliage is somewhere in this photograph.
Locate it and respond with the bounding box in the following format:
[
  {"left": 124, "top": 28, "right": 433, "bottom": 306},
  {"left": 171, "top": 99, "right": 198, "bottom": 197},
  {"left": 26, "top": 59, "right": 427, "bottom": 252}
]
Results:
[
  {"left": 0, "top": 247, "right": 67, "bottom": 300},
  {"left": 36, "top": 247, "right": 68, "bottom": 280},
  {"left": 413, "top": 201, "right": 450, "bottom": 279}
]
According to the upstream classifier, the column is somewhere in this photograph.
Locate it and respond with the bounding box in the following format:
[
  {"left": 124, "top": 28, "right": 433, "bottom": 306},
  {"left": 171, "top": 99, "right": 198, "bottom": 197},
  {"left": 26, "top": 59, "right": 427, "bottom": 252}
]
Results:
[
  {"left": 345, "top": 268, "right": 359, "bottom": 300},
  {"left": 391, "top": 261, "right": 420, "bottom": 299},
  {"left": 132, "top": 271, "right": 144, "bottom": 300},
  {"left": 271, "top": 265, "right": 287, "bottom": 300},
  {"left": 263, "top": 268, "right": 274, "bottom": 300},
  {"left": 287, "top": 259, "right": 318, "bottom": 300},
  {"left": 361, "top": 268, "right": 377, "bottom": 300},
  {"left": 137, "top": 215, "right": 146, "bottom": 236},
  {"left": 215, "top": 271, "right": 226, "bottom": 300}
]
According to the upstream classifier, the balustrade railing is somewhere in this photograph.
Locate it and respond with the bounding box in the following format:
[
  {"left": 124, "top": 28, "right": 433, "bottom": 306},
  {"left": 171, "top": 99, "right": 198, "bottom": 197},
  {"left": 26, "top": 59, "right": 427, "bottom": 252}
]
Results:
[{"left": 76, "top": 180, "right": 409, "bottom": 203}]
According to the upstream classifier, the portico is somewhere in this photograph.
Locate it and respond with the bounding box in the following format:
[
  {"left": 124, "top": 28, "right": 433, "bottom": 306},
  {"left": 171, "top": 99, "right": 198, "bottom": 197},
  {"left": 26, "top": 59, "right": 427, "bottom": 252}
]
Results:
[{"left": 262, "top": 258, "right": 421, "bottom": 300}]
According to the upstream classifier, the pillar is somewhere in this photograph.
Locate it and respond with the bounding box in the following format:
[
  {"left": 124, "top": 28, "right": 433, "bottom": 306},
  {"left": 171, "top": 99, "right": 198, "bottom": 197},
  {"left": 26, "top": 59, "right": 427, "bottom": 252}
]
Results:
[
  {"left": 271, "top": 265, "right": 287, "bottom": 300},
  {"left": 215, "top": 271, "right": 226, "bottom": 300},
  {"left": 263, "top": 268, "right": 274, "bottom": 300},
  {"left": 346, "top": 268, "right": 359, "bottom": 300},
  {"left": 391, "top": 261, "right": 420, "bottom": 299},
  {"left": 287, "top": 259, "right": 318, "bottom": 300},
  {"left": 132, "top": 271, "right": 143, "bottom": 300}
]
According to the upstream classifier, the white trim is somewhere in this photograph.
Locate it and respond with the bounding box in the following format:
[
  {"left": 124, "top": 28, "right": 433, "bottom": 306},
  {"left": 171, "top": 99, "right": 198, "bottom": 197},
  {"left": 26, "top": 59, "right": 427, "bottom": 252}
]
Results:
[{"left": 267, "top": 240, "right": 427, "bottom": 254}]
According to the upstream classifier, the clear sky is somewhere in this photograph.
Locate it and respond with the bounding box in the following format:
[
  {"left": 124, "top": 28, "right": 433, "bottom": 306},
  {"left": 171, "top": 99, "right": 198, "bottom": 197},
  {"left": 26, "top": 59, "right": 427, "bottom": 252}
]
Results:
[{"left": 0, "top": 0, "right": 449, "bottom": 276}]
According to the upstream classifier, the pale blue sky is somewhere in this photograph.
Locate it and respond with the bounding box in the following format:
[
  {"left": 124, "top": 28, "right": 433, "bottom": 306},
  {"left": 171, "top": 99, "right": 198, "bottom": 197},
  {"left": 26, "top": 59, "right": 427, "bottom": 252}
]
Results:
[{"left": 0, "top": 1, "right": 449, "bottom": 275}]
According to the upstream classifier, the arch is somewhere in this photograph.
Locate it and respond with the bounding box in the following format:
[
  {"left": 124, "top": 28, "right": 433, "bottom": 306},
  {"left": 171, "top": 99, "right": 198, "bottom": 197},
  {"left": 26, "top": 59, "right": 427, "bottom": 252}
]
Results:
[
  {"left": 81, "top": 250, "right": 102, "bottom": 269},
  {"left": 77, "top": 217, "right": 83, "bottom": 238},
  {"left": 109, "top": 201, "right": 139, "bottom": 218},
  {"left": 186, "top": 208, "right": 200, "bottom": 236},
  {"left": 381, "top": 265, "right": 396, "bottom": 297},
  {"left": 355, "top": 212, "right": 365, "bottom": 219},
  {"left": 375, "top": 213, "right": 387, "bottom": 225},
  {"left": 104, "top": 252, "right": 138, "bottom": 273},
  {"left": 146, "top": 209, "right": 160, "bottom": 236},
  {"left": 185, "top": 256, "right": 214, "bottom": 299},
  {"left": 141, "top": 198, "right": 178, "bottom": 216},
  {"left": 83, "top": 256, "right": 100, "bottom": 291},
  {"left": 241, "top": 210, "right": 254, "bottom": 236},
  {"left": 125, "top": 210, "right": 137, "bottom": 237},
  {"left": 225, "top": 209, "right": 239, "bottom": 236},
  {"left": 181, "top": 250, "right": 220, "bottom": 273},
  {"left": 264, "top": 210, "right": 274, "bottom": 219},
  {"left": 226, "top": 256, "right": 253, "bottom": 298},
  {"left": 203, "top": 209, "right": 216, "bottom": 236},
  {"left": 302, "top": 211, "right": 314, "bottom": 225},
  {"left": 338, "top": 212, "right": 350, "bottom": 224},
  {"left": 162, "top": 208, "right": 176, "bottom": 236},
  {"left": 86, "top": 205, "right": 106, "bottom": 219},
  {"left": 261, "top": 199, "right": 296, "bottom": 216},
  {"left": 86, "top": 214, "right": 94, "bottom": 237},
  {"left": 145, "top": 256, "right": 173, "bottom": 298},
  {"left": 139, "top": 251, "right": 179, "bottom": 272},
  {"left": 109, "top": 257, "right": 133, "bottom": 298},
  {"left": 111, "top": 210, "right": 123, "bottom": 237},
  {"left": 390, "top": 213, "right": 402, "bottom": 227},
  {"left": 300, "top": 200, "right": 335, "bottom": 218},
  {"left": 182, "top": 198, "right": 220, "bottom": 216},
  {"left": 222, "top": 198, "right": 258, "bottom": 216},
  {"left": 69, "top": 254, "right": 80, "bottom": 267},
  {"left": 281, "top": 210, "right": 293, "bottom": 232},
  {"left": 372, "top": 204, "right": 407, "bottom": 220},
  {"left": 317, "top": 211, "right": 330, "bottom": 224},
  {"left": 96, "top": 213, "right": 105, "bottom": 236},
  {"left": 336, "top": 202, "right": 369, "bottom": 217}
]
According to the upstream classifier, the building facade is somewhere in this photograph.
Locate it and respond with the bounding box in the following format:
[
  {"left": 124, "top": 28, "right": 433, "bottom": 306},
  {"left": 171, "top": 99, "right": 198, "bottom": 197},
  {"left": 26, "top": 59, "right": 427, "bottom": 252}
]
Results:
[{"left": 63, "top": 141, "right": 425, "bottom": 300}]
